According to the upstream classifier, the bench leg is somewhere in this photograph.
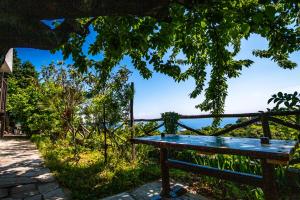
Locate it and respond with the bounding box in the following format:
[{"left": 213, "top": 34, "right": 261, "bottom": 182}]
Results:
[
  {"left": 160, "top": 147, "right": 170, "bottom": 197},
  {"left": 261, "top": 159, "right": 278, "bottom": 200}
]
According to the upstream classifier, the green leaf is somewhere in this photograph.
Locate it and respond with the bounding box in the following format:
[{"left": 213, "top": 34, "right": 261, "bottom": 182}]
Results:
[
  {"left": 265, "top": 5, "right": 276, "bottom": 19},
  {"left": 267, "top": 98, "right": 274, "bottom": 104},
  {"left": 200, "top": 21, "right": 206, "bottom": 28},
  {"left": 284, "top": 101, "right": 290, "bottom": 108}
]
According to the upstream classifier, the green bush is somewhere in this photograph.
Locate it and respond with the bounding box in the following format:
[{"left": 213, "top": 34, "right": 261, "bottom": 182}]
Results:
[{"left": 31, "top": 115, "right": 300, "bottom": 200}]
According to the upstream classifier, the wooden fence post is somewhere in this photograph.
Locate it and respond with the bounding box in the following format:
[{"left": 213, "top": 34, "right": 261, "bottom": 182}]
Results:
[
  {"left": 261, "top": 114, "right": 272, "bottom": 139},
  {"left": 261, "top": 114, "right": 278, "bottom": 200},
  {"left": 130, "top": 82, "right": 135, "bottom": 160},
  {"left": 261, "top": 159, "right": 278, "bottom": 200},
  {"left": 160, "top": 147, "right": 170, "bottom": 197}
]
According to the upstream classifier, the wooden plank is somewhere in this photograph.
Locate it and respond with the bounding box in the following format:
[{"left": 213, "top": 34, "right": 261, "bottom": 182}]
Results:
[
  {"left": 177, "top": 122, "right": 204, "bottom": 135},
  {"left": 261, "top": 115, "right": 272, "bottom": 138},
  {"left": 167, "top": 159, "right": 263, "bottom": 187},
  {"left": 134, "top": 118, "right": 162, "bottom": 122},
  {"left": 266, "top": 159, "right": 289, "bottom": 165},
  {"left": 269, "top": 116, "right": 300, "bottom": 131},
  {"left": 262, "top": 159, "right": 278, "bottom": 200},
  {"left": 179, "top": 113, "right": 260, "bottom": 119},
  {"left": 134, "top": 110, "right": 300, "bottom": 121},
  {"left": 160, "top": 148, "right": 170, "bottom": 197},
  {"left": 213, "top": 117, "right": 260, "bottom": 136},
  {"left": 132, "top": 135, "right": 297, "bottom": 161},
  {"left": 144, "top": 123, "right": 164, "bottom": 136}
]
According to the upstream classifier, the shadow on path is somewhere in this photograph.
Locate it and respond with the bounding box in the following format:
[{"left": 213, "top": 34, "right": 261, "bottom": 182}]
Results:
[{"left": 0, "top": 139, "right": 68, "bottom": 200}]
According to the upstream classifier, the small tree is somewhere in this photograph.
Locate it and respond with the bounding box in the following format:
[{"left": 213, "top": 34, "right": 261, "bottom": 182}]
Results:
[
  {"left": 267, "top": 91, "right": 300, "bottom": 142},
  {"left": 268, "top": 91, "right": 300, "bottom": 125},
  {"left": 85, "top": 67, "right": 132, "bottom": 163},
  {"left": 38, "top": 62, "right": 87, "bottom": 153}
]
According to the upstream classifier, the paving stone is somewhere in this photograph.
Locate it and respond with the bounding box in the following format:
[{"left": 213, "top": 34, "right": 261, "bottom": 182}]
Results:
[
  {"left": 43, "top": 188, "right": 65, "bottom": 200},
  {"left": 0, "top": 177, "right": 36, "bottom": 188},
  {"left": 11, "top": 184, "right": 36, "bottom": 193},
  {"left": 16, "top": 177, "right": 38, "bottom": 185},
  {"left": 0, "top": 172, "right": 18, "bottom": 178},
  {"left": 38, "top": 182, "right": 59, "bottom": 194},
  {"left": 34, "top": 173, "right": 55, "bottom": 183},
  {"left": 10, "top": 184, "right": 39, "bottom": 198},
  {"left": 0, "top": 177, "right": 17, "bottom": 188},
  {"left": 24, "top": 194, "right": 43, "bottom": 200},
  {"left": 0, "top": 188, "right": 9, "bottom": 198},
  {"left": 101, "top": 192, "right": 135, "bottom": 200},
  {"left": 0, "top": 140, "right": 67, "bottom": 200},
  {"left": 130, "top": 181, "right": 161, "bottom": 199},
  {"left": 172, "top": 193, "right": 206, "bottom": 200},
  {"left": 5, "top": 167, "right": 35, "bottom": 175},
  {"left": 23, "top": 168, "right": 50, "bottom": 177},
  {"left": 101, "top": 181, "right": 209, "bottom": 200},
  {"left": 130, "top": 181, "right": 209, "bottom": 200}
]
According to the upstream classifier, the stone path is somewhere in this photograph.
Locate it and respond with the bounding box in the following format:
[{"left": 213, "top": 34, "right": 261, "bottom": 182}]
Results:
[
  {"left": 101, "top": 181, "right": 210, "bottom": 200},
  {"left": 0, "top": 139, "right": 68, "bottom": 200}
]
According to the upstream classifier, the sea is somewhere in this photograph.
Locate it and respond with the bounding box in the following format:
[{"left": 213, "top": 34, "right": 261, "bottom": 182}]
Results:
[{"left": 157, "top": 118, "right": 237, "bottom": 132}]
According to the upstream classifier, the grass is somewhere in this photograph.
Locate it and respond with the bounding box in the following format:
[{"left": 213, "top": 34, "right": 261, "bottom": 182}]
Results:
[
  {"left": 31, "top": 133, "right": 300, "bottom": 200},
  {"left": 31, "top": 135, "right": 161, "bottom": 199}
]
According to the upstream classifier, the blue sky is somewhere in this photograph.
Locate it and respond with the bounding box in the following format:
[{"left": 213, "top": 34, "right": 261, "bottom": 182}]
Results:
[{"left": 16, "top": 34, "right": 300, "bottom": 119}]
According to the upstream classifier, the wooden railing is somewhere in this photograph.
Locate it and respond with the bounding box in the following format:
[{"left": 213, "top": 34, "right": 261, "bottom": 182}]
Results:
[
  {"left": 131, "top": 110, "right": 300, "bottom": 139},
  {"left": 127, "top": 81, "right": 300, "bottom": 159}
]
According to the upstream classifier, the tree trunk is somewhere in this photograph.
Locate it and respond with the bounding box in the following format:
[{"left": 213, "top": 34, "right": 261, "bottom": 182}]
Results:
[
  {"left": 103, "top": 106, "right": 108, "bottom": 164},
  {"left": 130, "top": 82, "right": 135, "bottom": 161},
  {"left": 296, "top": 114, "right": 300, "bottom": 138}
]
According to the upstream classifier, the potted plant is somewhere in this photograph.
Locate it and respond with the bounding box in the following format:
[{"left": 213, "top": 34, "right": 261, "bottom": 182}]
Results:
[{"left": 161, "top": 112, "right": 180, "bottom": 137}]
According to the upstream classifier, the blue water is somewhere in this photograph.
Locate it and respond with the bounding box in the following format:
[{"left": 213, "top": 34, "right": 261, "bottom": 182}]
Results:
[
  {"left": 180, "top": 118, "right": 236, "bottom": 128},
  {"left": 157, "top": 118, "right": 237, "bottom": 132}
]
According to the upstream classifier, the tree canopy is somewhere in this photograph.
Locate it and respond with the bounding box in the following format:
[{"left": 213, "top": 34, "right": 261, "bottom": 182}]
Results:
[
  {"left": 6, "top": 51, "right": 40, "bottom": 134},
  {"left": 2, "top": 0, "right": 300, "bottom": 115}
]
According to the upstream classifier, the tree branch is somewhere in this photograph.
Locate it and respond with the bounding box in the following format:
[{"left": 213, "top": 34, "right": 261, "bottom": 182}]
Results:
[
  {"left": 0, "top": 0, "right": 171, "bottom": 19},
  {"left": 0, "top": 17, "right": 86, "bottom": 50}
]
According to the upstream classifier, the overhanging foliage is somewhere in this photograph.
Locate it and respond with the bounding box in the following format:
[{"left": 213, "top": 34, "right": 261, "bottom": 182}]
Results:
[
  {"left": 2, "top": 1, "right": 299, "bottom": 116},
  {"left": 60, "top": 1, "right": 300, "bottom": 116}
]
